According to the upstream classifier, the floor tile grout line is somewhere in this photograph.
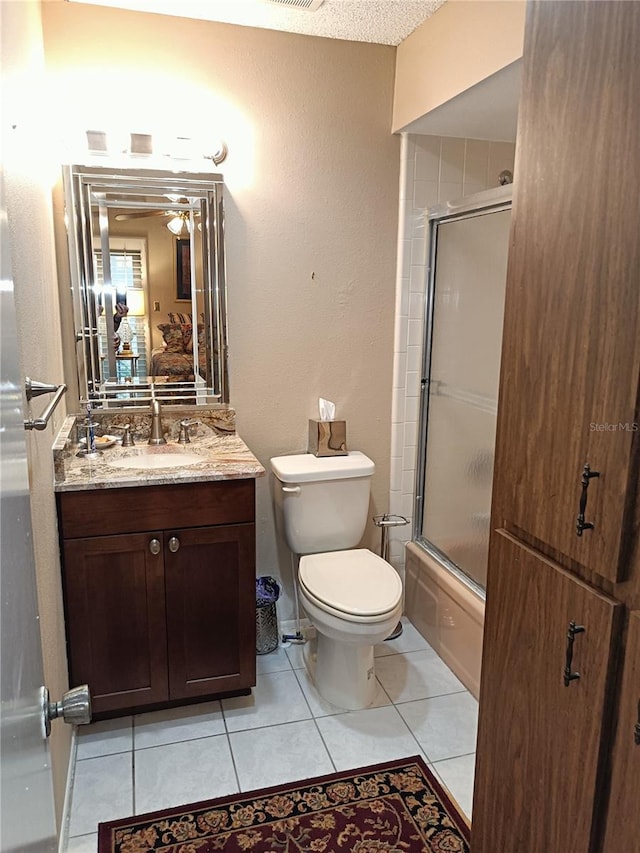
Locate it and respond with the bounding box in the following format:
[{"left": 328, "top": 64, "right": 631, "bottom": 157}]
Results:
[
  {"left": 311, "top": 714, "right": 337, "bottom": 774},
  {"left": 131, "top": 746, "right": 136, "bottom": 816},
  {"left": 392, "top": 687, "right": 473, "bottom": 706},
  {"left": 431, "top": 751, "right": 476, "bottom": 766},
  {"left": 290, "top": 664, "right": 353, "bottom": 720},
  {"left": 376, "top": 677, "right": 393, "bottom": 706},
  {"left": 389, "top": 694, "right": 436, "bottom": 765},
  {"left": 225, "top": 730, "right": 242, "bottom": 794},
  {"left": 291, "top": 664, "right": 316, "bottom": 718},
  {"left": 290, "top": 664, "right": 338, "bottom": 773},
  {"left": 294, "top": 665, "right": 340, "bottom": 771},
  {"left": 67, "top": 831, "right": 98, "bottom": 841},
  {"left": 133, "top": 729, "right": 231, "bottom": 752}
]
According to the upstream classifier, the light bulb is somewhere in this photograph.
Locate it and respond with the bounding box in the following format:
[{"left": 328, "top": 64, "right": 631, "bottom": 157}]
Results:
[{"left": 167, "top": 215, "right": 184, "bottom": 235}]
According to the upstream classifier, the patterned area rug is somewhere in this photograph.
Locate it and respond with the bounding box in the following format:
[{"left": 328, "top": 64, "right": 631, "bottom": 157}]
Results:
[{"left": 97, "top": 756, "right": 470, "bottom": 853}]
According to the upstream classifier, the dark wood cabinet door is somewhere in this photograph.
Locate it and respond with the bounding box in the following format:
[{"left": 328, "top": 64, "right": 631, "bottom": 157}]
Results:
[
  {"left": 603, "top": 611, "right": 640, "bottom": 851},
  {"left": 492, "top": 0, "right": 640, "bottom": 583},
  {"left": 165, "top": 524, "right": 256, "bottom": 700},
  {"left": 63, "top": 532, "right": 168, "bottom": 715},
  {"left": 473, "top": 530, "right": 621, "bottom": 853}
]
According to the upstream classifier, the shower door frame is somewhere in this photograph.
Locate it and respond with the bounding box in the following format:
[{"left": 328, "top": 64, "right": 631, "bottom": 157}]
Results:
[{"left": 413, "top": 185, "right": 513, "bottom": 600}]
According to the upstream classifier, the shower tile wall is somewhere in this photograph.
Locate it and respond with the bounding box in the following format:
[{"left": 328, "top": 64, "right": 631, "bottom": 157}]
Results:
[{"left": 389, "top": 135, "right": 516, "bottom": 577}]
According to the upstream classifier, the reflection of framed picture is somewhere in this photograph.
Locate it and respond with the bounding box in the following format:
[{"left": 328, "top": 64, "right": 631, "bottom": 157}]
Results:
[{"left": 176, "top": 239, "right": 191, "bottom": 301}]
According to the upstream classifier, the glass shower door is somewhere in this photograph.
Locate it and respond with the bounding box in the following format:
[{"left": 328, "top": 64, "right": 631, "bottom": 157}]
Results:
[{"left": 417, "top": 192, "right": 511, "bottom": 591}]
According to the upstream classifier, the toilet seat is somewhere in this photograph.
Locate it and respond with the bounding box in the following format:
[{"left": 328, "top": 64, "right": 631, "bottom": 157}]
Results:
[{"left": 299, "top": 548, "right": 402, "bottom": 619}]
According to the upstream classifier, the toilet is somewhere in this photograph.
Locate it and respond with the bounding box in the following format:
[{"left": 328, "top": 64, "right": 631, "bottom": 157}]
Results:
[{"left": 270, "top": 451, "right": 403, "bottom": 710}]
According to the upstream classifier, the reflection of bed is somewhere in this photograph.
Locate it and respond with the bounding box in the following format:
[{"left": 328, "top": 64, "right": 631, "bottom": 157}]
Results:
[
  {"left": 150, "top": 349, "right": 205, "bottom": 380},
  {"left": 152, "top": 322, "right": 206, "bottom": 381}
]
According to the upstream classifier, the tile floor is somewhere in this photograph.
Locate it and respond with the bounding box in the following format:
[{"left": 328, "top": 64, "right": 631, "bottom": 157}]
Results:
[{"left": 63, "top": 619, "right": 477, "bottom": 852}]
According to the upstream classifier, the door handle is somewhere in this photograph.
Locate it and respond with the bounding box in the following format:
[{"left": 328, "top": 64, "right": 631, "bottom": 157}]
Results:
[
  {"left": 168, "top": 536, "right": 180, "bottom": 553},
  {"left": 41, "top": 685, "right": 91, "bottom": 737},
  {"left": 563, "top": 620, "right": 585, "bottom": 686},
  {"left": 576, "top": 464, "right": 599, "bottom": 536}
]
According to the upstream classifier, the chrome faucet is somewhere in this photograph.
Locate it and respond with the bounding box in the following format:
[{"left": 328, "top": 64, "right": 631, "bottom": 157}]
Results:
[{"left": 148, "top": 399, "right": 166, "bottom": 445}]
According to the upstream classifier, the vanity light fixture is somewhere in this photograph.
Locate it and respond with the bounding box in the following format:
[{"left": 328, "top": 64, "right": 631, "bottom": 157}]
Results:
[{"left": 85, "top": 131, "right": 228, "bottom": 165}]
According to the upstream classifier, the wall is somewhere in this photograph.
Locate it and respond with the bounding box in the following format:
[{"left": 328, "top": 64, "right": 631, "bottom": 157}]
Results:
[
  {"left": 40, "top": 2, "right": 400, "bottom": 621},
  {"left": 393, "top": 0, "right": 526, "bottom": 132},
  {"left": 388, "top": 135, "right": 516, "bottom": 574},
  {"left": 2, "top": 0, "right": 71, "bottom": 824}
]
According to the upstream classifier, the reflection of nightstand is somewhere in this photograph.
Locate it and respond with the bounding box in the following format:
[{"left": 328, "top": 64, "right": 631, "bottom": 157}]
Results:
[{"left": 102, "top": 353, "right": 140, "bottom": 382}]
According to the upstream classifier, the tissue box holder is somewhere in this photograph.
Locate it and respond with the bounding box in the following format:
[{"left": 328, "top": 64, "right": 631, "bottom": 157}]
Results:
[{"left": 308, "top": 419, "right": 348, "bottom": 457}]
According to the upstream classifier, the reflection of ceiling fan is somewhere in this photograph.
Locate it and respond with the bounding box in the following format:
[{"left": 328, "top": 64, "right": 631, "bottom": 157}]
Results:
[{"left": 114, "top": 197, "right": 197, "bottom": 235}]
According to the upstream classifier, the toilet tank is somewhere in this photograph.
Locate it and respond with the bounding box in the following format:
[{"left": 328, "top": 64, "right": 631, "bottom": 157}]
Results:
[{"left": 270, "top": 452, "right": 375, "bottom": 555}]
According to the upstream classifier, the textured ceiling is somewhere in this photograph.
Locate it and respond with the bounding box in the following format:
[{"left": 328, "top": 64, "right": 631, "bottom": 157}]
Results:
[{"left": 67, "top": 0, "right": 447, "bottom": 45}]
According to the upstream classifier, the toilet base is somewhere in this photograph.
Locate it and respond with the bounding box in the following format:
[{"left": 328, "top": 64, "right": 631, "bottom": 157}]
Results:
[{"left": 312, "top": 633, "right": 377, "bottom": 710}]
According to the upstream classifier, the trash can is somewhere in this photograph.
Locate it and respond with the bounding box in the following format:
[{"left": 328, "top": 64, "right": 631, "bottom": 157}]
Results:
[{"left": 256, "top": 576, "right": 280, "bottom": 655}]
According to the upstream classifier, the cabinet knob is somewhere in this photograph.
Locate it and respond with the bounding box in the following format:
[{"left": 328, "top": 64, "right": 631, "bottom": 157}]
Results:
[
  {"left": 168, "top": 536, "right": 180, "bottom": 553},
  {"left": 149, "top": 538, "right": 161, "bottom": 555}
]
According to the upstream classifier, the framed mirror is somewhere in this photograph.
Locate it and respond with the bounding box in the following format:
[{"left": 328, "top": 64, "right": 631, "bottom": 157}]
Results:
[{"left": 62, "top": 165, "right": 228, "bottom": 407}]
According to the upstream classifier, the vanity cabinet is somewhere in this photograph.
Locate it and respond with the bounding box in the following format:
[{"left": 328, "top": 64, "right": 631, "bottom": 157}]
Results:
[
  {"left": 58, "top": 479, "right": 257, "bottom": 717},
  {"left": 473, "top": 2, "right": 640, "bottom": 851}
]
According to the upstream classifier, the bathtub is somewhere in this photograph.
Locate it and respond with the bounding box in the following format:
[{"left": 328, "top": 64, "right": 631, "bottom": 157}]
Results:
[{"left": 404, "top": 541, "right": 484, "bottom": 699}]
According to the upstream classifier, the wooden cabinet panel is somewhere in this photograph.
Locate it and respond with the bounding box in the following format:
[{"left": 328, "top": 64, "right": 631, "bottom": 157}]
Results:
[
  {"left": 473, "top": 530, "right": 621, "bottom": 853},
  {"left": 603, "top": 611, "right": 640, "bottom": 851},
  {"left": 492, "top": 0, "right": 640, "bottom": 583},
  {"left": 165, "top": 524, "right": 256, "bottom": 699},
  {"left": 58, "top": 479, "right": 255, "bottom": 539},
  {"left": 63, "top": 532, "right": 168, "bottom": 715}
]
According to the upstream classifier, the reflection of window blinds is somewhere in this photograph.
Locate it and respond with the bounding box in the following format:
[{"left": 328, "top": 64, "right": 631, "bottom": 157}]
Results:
[
  {"left": 95, "top": 249, "right": 147, "bottom": 379},
  {"left": 95, "top": 250, "right": 143, "bottom": 298}
]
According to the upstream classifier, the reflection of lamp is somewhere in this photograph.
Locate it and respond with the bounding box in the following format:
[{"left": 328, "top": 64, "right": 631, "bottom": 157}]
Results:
[
  {"left": 127, "top": 289, "right": 145, "bottom": 317},
  {"left": 119, "top": 290, "right": 145, "bottom": 353},
  {"left": 118, "top": 315, "right": 133, "bottom": 351},
  {"left": 166, "top": 211, "right": 192, "bottom": 235}
]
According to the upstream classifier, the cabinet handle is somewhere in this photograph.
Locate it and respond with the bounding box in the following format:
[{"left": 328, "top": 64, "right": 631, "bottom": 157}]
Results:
[
  {"left": 149, "top": 538, "right": 161, "bottom": 555},
  {"left": 576, "top": 464, "right": 600, "bottom": 536},
  {"left": 635, "top": 699, "right": 640, "bottom": 746},
  {"left": 563, "top": 620, "right": 585, "bottom": 686},
  {"left": 168, "top": 536, "right": 180, "bottom": 553}
]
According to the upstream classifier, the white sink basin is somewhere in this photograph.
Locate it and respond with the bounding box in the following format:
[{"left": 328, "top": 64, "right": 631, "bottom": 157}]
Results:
[{"left": 108, "top": 449, "right": 203, "bottom": 470}]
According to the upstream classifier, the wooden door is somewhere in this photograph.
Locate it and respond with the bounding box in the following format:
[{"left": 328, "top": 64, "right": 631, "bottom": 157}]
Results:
[
  {"left": 472, "top": 530, "right": 621, "bottom": 853},
  {"left": 63, "top": 531, "right": 168, "bottom": 715},
  {"left": 165, "top": 524, "right": 256, "bottom": 700},
  {"left": 602, "top": 611, "right": 640, "bottom": 851},
  {"left": 492, "top": 0, "right": 640, "bottom": 583}
]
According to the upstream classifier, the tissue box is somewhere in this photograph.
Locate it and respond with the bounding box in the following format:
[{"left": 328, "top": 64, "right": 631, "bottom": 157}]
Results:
[{"left": 308, "top": 419, "right": 348, "bottom": 457}]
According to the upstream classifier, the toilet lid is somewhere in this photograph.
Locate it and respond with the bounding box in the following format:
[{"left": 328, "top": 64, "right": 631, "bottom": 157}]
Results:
[{"left": 299, "top": 549, "right": 402, "bottom": 617}]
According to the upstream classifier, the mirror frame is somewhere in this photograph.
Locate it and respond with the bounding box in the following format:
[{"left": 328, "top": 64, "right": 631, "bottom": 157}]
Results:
[{"left": 62, "top": 164, "right": 229, "bottom": 406}]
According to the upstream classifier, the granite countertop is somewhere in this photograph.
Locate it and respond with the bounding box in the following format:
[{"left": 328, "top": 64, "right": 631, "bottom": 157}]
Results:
[{"left": 54, "top": 407, "right": 265, "bottom": 492}]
